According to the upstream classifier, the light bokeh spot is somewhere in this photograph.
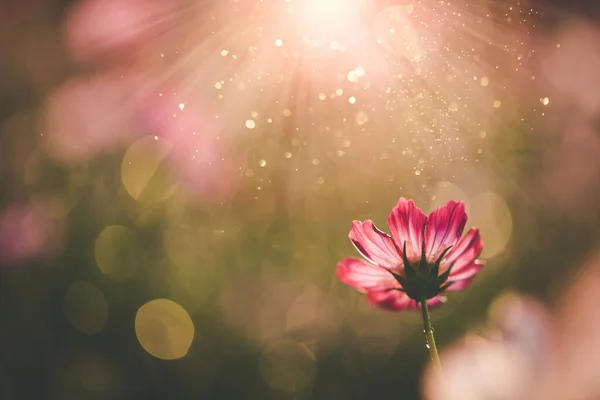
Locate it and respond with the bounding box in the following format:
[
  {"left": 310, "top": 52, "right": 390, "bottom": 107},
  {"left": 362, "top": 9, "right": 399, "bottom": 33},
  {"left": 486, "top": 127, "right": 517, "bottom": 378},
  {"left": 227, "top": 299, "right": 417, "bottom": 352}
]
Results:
[
  {"left": 355, "top": 111, "right": 368, "bottom": 126},
  {"left": 63, "top": 281, "right": 108, "bottom": 334},
  {"left": 94, "top": 225, "right": 139, "bottom": 281},
  {"left": 135, "top": 299, "right": 195, "bottom": 360},
  {"left": 121, "top": 136, "right": 176, "bottom": 203},
  {"left": 467, "top": 192, "right": 513, "bottom": 258},
  {"left": 259, "top": 340, "right": 317, "bottom": 392},
  {"left": 424, "top": 181, "right": 468, "bottom": 213}
]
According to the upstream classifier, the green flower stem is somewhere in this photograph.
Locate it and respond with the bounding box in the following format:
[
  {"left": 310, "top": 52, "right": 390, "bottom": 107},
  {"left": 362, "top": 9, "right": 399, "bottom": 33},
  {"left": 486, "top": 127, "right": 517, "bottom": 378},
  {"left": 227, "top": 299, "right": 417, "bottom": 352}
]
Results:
[{"left": 420, "top": 297, "right": 442, "bottom": 371}]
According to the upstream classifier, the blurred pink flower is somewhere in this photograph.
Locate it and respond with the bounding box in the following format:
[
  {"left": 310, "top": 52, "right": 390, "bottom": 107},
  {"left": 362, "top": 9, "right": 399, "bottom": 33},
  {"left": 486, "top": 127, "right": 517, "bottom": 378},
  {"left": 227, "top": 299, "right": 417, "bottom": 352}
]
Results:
[
  {"left": 336, "top": 198, "right": 484, "bottom": 311},
  {"left": 41, "top": 0, "right": 239, "bottom": 201},
  {"left": 424, "top": 253, "right": 600, "bottom": 400},
  {"left": 63, "top": 0, "right": 173, "bottom": 63},
  {"left": 41, "top": 71, "right": 140, "bottom": 165},
  {"left": 0, "top": 201, "right": 64, "bottom": 266},
  {"left": 136, "top": 87, "right": 239, "bottom": 201}
]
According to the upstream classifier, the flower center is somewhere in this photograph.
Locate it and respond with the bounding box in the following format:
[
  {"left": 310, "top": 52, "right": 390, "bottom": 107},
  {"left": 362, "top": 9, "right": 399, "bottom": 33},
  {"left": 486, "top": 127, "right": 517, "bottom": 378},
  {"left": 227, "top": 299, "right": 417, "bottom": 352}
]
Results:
[{"left": 389, "top": 242, "right": 453, "bottom": 301}]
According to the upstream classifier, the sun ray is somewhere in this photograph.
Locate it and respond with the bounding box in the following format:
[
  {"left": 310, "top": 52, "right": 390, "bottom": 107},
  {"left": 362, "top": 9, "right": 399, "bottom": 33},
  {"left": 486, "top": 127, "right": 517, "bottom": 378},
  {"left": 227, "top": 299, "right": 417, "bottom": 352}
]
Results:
[{"left": 117, "top": 0, "right": 539, "bottom": 205}]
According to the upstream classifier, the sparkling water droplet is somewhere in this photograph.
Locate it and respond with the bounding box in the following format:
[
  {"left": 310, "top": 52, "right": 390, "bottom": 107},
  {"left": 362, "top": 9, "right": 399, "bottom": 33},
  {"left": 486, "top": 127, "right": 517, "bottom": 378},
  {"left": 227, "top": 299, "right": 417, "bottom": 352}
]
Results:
[{"left": 425, "top": 343, "right": 430, "bottom": 349}]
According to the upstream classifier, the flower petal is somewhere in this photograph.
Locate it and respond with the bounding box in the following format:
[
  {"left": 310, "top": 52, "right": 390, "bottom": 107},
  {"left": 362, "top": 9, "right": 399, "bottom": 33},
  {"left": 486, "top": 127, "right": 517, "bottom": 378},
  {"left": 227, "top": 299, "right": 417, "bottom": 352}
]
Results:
[
  {"left": 387, "top": 197, "right": 427, "bottom": 263},
  {"left": 336, "top": 257, "right": 396, "bottom": 293},
  {"left": 445, "top": 260, "right": 485, "bottom": 292},
  {"left": 349, "top": 220, "right": 402, "bottom": 268},
  {"left": 448, "top": 260, "right": 485, "bottom": 282},
  {"left": 366, "top": 290, "right": 445, "bottom": 311},
  {"left": 425, "top": 201, "right": 467, "bottom": 263},
  {"left": 443, "top": 228, "right": 484, "bottom": 277},
  {"left": 422, "top": 295, "right": 446, "bottom": 309},
  {"left": 366, "top": 289, "right": 415, "bottom": 310}
]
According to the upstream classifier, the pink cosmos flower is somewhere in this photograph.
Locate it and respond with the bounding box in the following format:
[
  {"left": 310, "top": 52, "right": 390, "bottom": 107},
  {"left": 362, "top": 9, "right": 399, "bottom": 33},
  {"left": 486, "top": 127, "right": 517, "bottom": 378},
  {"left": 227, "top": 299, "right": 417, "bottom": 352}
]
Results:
[{"left": 336, "top": 198, "right": 484, "bottom": 311}]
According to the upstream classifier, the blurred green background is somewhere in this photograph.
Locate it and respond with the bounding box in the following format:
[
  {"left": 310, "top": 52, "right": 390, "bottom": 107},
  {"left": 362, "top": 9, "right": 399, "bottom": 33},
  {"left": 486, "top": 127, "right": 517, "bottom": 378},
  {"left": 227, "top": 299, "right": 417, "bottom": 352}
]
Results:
[{"left": 1, "top": 0, "right": 600, "bottom": 398}]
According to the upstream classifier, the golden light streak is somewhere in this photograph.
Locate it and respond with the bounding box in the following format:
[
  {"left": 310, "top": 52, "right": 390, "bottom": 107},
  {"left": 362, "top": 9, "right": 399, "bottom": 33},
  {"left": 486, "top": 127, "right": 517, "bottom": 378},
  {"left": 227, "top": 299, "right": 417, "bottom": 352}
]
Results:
[{"left": 77, "top": 0, "right": 538, "bottom": 203}]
